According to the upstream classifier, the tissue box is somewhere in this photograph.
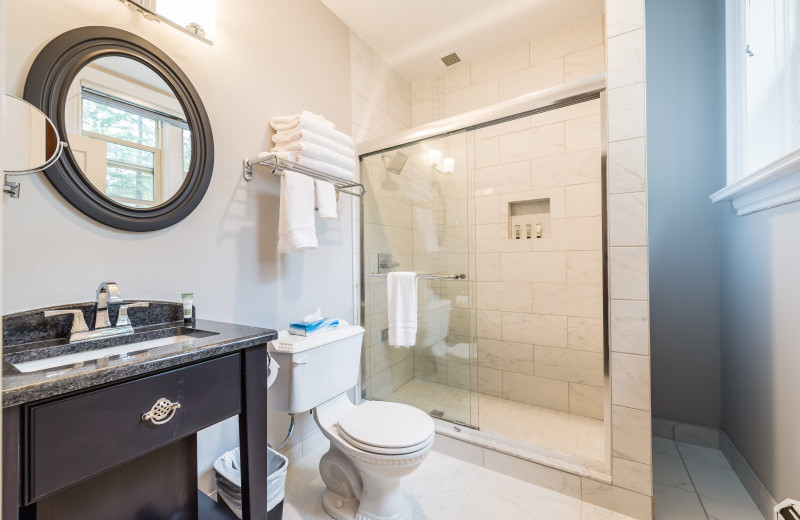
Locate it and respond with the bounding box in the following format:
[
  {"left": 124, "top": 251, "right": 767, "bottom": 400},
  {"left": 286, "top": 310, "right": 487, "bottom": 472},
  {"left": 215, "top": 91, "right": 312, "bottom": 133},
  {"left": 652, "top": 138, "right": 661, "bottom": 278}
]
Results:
[{"left": 288, "top": 318, "right": 340, "bottom": 336}]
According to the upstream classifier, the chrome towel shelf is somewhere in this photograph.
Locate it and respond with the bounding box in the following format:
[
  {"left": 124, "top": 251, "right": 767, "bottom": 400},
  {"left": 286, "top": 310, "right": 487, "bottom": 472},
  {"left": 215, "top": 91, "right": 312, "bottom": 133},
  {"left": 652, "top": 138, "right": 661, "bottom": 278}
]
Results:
[
  {"left": 368, "top": 273, "right": 467, "bottom": 280},
  {"left": 243, "top": 153, "right": 366, "bottom": 197}
]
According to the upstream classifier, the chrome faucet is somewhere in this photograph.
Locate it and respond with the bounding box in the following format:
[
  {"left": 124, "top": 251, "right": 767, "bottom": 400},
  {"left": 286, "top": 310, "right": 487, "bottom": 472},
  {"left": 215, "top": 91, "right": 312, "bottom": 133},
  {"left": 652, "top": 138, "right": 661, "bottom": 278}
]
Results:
[
  {"left": 95, "top": 282, "right": 123, "bottom": 329},
  {"left": 43, "top": 282, "right": 149, "bottom": 343}
]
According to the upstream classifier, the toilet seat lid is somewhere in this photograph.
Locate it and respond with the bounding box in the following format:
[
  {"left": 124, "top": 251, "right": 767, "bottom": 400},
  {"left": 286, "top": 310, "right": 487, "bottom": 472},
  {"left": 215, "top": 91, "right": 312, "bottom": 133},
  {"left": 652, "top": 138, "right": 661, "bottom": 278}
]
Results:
[{"left": 337, "top": 401, "right": 435, "bottom": 449}]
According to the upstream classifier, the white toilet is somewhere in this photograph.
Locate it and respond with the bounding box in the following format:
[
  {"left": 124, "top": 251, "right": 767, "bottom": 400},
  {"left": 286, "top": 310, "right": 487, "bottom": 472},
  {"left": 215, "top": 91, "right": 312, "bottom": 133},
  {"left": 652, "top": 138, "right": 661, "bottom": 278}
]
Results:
[{"left": 268, "top": 325, "right": 435, "bottom": 520}]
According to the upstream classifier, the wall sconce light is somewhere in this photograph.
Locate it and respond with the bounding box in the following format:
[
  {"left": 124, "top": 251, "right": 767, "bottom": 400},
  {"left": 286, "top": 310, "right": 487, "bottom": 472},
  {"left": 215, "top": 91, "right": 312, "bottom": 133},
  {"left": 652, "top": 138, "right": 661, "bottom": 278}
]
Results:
[
  {"left": 119, "top": 0, "right": 216, "bottom": 45},
  {"left": 428, "top": 149, "right": 454, "bottom": 173},
  {"left": 428, "top": 149, "right": 442, "bottom": 170},
  {"left": 442, "top": 157, "right": 455, "bottom": 174}
]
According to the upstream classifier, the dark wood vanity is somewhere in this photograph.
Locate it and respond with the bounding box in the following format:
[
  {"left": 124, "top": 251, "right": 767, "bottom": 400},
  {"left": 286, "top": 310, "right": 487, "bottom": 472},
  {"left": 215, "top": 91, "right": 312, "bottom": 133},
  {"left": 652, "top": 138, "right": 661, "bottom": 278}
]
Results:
[{"left": 2, "top": 303, "right": 276, "bottom": 520}]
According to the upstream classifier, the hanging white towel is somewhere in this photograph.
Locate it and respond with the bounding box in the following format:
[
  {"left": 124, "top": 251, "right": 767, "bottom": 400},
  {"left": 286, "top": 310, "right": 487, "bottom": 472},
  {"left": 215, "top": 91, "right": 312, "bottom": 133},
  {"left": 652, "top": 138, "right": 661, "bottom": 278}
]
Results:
[
  {"left": 271, "top": 117, "right": 354, "bottom": 149},
  {"left": 272, "top": 130, "right": 354, "bottom": 157},
  {"left": 387, "top": 272, "right": 418, "bottom": 348},
  {"left": 272, "top": 141, "right": 356, "bottom": 171},
  {"left": 268, "top": 150, "right": 354, "bottom": 181},
  {"left": 277, "top": 170, "right": 317, "bottom": 253},
  {"left": 315, "top": 180, "right": 337, "bottom": 220}
]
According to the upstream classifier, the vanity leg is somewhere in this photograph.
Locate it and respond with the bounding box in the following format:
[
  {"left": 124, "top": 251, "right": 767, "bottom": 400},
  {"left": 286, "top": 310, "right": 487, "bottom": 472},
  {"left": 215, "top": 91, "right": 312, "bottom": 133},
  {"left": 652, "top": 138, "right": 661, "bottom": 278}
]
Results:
[
  {"left": 239, "top": 344, "right": 268, "bottom": 520},
  {"left": 3, "top": 406, "right": 22, "bottom": 520}
]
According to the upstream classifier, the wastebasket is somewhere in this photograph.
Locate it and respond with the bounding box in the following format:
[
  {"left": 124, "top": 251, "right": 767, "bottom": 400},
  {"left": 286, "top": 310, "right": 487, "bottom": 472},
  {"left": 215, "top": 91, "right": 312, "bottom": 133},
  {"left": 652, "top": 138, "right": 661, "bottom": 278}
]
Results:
[{"left": 213, "top": 446, "right": 288, "bottom": 519}]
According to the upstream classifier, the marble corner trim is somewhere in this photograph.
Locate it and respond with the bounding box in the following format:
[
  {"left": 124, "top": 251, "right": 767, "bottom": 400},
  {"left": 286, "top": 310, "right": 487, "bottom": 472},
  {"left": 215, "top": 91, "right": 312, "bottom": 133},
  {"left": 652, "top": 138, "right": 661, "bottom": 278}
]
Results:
[
  {"left": 581, "top": 478, "right": 653, "bottom": 520},
  {"left": 720, "top": 430, "right": 778, "bottom": 520}
]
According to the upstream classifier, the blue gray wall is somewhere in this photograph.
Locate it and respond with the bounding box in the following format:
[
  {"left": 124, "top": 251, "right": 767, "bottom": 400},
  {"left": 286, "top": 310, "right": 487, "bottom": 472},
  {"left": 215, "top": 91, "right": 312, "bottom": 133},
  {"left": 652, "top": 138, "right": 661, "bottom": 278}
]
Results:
[
  {"left": 647, "top": 0, "right": 800, "bottom": 501},
  {"left": 719, "top": 201, "right": 800, "bottom": 501},
  {"left": 645, "top": 0, "right": 724, "bottom": 428}
]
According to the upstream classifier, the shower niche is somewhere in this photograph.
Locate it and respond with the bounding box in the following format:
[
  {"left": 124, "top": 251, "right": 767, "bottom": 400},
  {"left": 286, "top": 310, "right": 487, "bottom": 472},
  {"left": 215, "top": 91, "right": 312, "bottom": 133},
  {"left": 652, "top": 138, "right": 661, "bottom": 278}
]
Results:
[{"left": 507, "top": 198, "right": 550, "bottom": 239}]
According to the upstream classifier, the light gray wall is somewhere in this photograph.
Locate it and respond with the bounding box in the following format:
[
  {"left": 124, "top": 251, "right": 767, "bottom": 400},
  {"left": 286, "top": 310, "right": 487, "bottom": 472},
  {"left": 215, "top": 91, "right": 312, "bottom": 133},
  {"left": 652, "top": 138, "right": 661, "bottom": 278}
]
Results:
[
  {"left": 645, "top": 0, "right": 724, "bottom": 428},
  {"left": 3, "top": 0, "right": 353, "bottom": 491},
  {"left": 719, "top": 169, "right": 800, "bottom": 501}
]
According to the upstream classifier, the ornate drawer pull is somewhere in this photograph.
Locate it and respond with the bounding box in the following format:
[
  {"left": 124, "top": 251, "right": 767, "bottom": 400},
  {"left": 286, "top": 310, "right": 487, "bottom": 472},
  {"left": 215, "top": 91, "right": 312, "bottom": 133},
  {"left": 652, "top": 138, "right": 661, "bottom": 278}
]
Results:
[{"left": 142, "top": 397, "right": 181, "bottom": 425}]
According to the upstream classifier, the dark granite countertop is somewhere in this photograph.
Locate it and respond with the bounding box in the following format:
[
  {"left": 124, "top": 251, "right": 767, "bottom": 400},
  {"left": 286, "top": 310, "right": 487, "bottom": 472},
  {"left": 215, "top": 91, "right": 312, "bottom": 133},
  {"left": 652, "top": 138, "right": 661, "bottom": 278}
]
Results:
[{"left": 3, "top": 302, "right": 277, "bottom": 407}]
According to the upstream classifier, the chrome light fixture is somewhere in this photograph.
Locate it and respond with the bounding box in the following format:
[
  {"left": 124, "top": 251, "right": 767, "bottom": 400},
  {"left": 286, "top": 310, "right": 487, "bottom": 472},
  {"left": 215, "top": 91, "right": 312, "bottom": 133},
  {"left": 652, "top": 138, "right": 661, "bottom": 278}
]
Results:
[{"left": 119, "top": 0, "right": 216, "bottom": 45}]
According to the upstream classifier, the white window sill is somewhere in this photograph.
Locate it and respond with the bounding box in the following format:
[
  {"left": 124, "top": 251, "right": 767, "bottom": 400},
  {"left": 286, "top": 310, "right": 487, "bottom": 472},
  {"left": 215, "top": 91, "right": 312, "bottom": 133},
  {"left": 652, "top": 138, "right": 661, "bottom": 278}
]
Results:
[{"left": 711, "top": 148, "right": 800, "bottom": 215}]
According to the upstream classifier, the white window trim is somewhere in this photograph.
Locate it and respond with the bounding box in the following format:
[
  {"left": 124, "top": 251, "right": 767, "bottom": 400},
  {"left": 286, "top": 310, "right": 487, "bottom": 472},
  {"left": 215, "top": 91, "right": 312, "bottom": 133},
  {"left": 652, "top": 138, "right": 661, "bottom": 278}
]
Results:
[
  {"left": 710, "top": 148, "right": 800, "bottom": 215},
  {"left": 711, "top": 0, "right": 800, "bottom": 215}
]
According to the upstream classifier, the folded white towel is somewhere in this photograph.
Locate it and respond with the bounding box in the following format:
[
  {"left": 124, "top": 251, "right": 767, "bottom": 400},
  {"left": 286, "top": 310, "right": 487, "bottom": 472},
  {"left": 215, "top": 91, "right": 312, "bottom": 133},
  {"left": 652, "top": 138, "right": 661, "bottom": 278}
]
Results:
[
  {"left": 272, "top": 130, "right": 354, "bottom": 157},
  {"left": 277, "top": 170, "right": 317, "bottom": 254},
  {"left": 271, "top": 117, "right": 354, "bottom": 149},
  {"left": 270, "top": 110, "right": 334, "bottom": 129},
  {"left": 387, "top": 272, "right": 418, "bottom": 348},
  {"left": 268, "top": 150, "right": 354, "bottom": 181},
  {"left": 272, "top": 141, "right": 355, "bottom": 171},
  {"left": 315, "top": 180, "right": 337, "bottom": 220}
]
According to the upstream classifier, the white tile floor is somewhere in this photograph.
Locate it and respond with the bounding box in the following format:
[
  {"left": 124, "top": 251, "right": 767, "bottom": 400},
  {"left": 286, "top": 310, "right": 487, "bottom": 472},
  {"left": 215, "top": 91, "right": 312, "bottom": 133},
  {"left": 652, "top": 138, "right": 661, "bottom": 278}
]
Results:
[
  {"left": 387, "top": 378, "right": 604, "bottom": 462},
  {"left": 652, "top": 437, "right": 765, "bottom": 520},
  {"left": 281, "top": 444, "right": 637, "bottom": 520}
]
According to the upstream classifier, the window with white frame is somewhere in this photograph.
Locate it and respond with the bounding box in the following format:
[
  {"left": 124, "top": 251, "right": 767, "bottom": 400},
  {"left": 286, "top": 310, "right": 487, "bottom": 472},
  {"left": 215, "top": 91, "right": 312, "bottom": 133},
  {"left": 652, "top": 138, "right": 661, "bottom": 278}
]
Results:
[
  {"left": 62, "top": 56, "right": 192, "bottom": 209},
  {"left": 713, "top": 0, "right": 800, "bottom": 214},
  {"left": 80, "top": 89, "right": 190, "bottom": 207}
]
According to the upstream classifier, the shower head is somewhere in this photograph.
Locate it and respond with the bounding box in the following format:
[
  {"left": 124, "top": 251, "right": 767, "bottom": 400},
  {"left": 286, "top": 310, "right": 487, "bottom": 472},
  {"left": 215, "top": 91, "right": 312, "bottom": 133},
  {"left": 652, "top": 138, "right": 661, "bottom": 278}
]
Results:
[{"left": 385, "top": 151, "right": 408, "bottom": 175}]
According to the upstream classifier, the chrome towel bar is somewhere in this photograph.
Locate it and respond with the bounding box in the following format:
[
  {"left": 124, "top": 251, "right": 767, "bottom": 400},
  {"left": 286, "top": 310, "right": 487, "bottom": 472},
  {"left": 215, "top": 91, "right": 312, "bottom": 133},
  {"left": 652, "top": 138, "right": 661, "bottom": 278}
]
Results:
[
  {"left": 368, "top": 273, "right": 467, "bottom": 280},
  {"left": 243, "top": 153, "right": 366, "bottom": 197}
]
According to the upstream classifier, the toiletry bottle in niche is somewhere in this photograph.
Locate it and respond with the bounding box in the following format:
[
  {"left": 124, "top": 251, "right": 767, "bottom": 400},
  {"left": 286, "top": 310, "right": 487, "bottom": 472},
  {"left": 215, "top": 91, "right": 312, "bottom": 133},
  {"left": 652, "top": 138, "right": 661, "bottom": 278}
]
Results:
[
  {"left": 526, "top": 223, "right": 532, "bottom": 239},
  {"left": 536, "top": 223, "right": 543, "bottom": 238},
  {"left": 514, "top": 224, "right": 521, "bottom": 239}
]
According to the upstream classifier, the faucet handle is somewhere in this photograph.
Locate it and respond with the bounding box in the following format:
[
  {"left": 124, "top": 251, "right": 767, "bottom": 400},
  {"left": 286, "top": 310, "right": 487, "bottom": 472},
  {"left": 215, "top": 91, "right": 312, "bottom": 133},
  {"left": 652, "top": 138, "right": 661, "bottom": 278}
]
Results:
[
  {"left": 44, "top": 309, "right": 90, "bottom": 335},
  {"left": 116, "top": 302, "right": 150, "bottom": 328}
]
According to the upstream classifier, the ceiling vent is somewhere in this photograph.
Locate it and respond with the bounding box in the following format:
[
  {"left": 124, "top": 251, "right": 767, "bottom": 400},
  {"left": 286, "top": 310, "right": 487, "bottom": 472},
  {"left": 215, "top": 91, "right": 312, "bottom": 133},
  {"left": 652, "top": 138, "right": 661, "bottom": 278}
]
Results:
[{"left": 438, "top": 50, "right": 461, "bottom": 67}]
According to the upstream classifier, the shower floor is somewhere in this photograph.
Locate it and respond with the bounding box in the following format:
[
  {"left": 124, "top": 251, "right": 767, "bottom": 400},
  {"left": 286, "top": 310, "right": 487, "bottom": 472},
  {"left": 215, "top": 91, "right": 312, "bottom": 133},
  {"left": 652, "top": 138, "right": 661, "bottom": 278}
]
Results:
[{"left": 386, "top": 378, "right": 604, "bottom": 462}]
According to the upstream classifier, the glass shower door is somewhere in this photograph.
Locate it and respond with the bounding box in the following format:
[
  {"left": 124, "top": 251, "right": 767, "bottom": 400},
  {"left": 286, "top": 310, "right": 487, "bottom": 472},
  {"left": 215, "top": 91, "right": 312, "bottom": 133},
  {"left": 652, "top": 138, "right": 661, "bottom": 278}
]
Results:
[{"left": 360, "top": 131, "right": 477, "bottom": 427}]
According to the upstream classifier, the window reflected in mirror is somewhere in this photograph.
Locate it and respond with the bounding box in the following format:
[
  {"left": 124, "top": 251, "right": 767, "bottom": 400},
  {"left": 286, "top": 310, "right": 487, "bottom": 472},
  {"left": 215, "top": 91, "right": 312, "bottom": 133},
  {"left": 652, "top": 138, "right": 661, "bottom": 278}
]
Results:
[{"left": 65, "top": 56, "right": 192, "bottom": 208}]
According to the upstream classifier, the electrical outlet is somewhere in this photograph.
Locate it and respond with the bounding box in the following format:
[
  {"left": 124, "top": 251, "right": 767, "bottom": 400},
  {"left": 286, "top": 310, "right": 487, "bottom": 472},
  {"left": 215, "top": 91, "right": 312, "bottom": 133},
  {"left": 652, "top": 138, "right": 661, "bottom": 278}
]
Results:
[
  {"left": 381, "top": 328, "right": 389, "bottom": 342},
  {"left": 775, "top": 499, "right": 800, "bottom": 519}
]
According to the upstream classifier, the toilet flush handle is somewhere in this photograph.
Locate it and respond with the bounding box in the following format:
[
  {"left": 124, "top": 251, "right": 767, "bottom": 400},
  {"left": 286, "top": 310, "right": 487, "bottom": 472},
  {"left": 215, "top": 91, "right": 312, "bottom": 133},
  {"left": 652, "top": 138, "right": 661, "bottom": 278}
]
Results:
[{"left": 292, "top": 357, "right": 308, "bottom": 367}]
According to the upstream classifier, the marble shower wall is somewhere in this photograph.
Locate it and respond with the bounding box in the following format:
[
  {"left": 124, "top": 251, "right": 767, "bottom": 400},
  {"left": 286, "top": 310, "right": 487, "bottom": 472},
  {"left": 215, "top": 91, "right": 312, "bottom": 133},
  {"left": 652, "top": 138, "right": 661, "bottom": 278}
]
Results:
[
  {"left": 410, "top": 16, "right": 606, "bottom": 126},
  {"left": 472, "top": 100, "right": 604, "bottom": 420},
  {"left": 404, "top": 134, "right": 474, "bottom": 401},
  {"left": 350, "top": 30, "right": 414, "bottom": 400}
]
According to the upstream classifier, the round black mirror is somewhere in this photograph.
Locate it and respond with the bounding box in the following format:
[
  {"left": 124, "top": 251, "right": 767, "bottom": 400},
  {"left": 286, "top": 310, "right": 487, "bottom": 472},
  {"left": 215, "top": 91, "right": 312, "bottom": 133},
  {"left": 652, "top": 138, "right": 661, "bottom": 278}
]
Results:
[{"left": 24, "top": 26, "right": 213, "bottom": 231}]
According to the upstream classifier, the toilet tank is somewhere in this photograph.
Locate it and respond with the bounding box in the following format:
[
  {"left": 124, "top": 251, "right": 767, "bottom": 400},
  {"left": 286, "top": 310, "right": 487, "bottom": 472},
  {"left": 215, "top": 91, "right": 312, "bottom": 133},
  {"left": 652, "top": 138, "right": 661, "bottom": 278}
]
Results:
[{"left": 267, "top": 325, "right": 364, "bottom": 414}]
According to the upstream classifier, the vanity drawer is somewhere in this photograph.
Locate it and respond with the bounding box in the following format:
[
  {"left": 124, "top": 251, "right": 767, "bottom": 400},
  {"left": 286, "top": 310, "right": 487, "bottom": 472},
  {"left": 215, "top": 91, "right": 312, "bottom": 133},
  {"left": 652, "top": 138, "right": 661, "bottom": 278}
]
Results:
[{"left": 26, "top": 354, "right": 241, "bottom": 502}]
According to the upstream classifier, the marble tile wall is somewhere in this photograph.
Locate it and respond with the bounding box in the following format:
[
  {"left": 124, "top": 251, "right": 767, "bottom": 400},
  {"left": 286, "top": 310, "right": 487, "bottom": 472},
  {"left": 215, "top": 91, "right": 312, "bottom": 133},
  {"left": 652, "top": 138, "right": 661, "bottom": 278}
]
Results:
[
  {"left": 472, "top": 99, "right": 605, "bottom": 420},
  {"left": 411, "top": 16, "right": 606, "bottom": 126},
  {"left": 360, "top": 152, "right": 415, "bottom": 400},
  {"left": 596, "top": 0, "right": 653, "bottom": 517},
  {"left": 352, "top": 3, "right": 654, "bottom": 516},
  {"left": 406, "top": 133, "right": 475, "bottom": 401},
  {"left": 351, "top": 31, "right": 414, "bottom": 399},
  {"left": 350, "top": 30, "right": 412, "bottom": 143}
]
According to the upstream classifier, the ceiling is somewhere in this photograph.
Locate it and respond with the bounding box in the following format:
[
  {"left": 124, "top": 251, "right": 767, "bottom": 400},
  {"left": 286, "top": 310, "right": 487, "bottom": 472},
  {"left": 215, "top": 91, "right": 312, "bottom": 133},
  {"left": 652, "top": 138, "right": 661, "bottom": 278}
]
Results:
[{"left": 320, "top": 0, "right": 604, "bottom": 81}]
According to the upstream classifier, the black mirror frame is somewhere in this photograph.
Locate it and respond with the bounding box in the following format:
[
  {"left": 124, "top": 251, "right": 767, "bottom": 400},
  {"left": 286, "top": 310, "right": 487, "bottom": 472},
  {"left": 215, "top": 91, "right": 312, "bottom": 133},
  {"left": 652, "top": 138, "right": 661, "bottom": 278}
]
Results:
[{"left": 23, "top": 26, "right": 214, "bottom": 232}]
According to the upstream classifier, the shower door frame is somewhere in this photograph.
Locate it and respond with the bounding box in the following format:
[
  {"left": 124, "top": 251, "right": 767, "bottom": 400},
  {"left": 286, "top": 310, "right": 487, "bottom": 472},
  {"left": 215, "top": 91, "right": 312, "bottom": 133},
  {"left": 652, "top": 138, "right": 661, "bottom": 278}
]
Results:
[{"left": 356, "top": 74, "right": 612, "bottom": 473}]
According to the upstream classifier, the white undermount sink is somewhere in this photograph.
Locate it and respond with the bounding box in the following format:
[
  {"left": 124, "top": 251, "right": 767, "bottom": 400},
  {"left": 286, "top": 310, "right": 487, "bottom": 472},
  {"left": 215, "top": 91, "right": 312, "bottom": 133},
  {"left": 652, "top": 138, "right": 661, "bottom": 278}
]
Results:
[{"left": 11, "top": 335, "right": 199, "bottom": 373}]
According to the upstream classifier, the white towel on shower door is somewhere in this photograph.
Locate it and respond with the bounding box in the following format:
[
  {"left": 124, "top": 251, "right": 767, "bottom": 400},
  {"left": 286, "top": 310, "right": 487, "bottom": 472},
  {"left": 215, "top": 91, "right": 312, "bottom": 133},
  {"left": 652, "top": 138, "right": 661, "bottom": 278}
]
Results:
[{"left": 387, "top": 272, "right": 418, "bottom": 348}]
